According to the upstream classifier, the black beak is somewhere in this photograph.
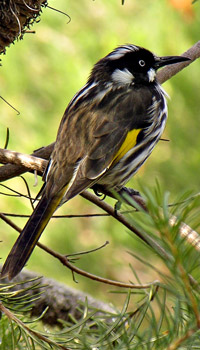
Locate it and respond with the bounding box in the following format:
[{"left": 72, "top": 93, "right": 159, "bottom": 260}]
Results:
[{"left": 155, "top": 55, "right": 190, "bottom": 69}]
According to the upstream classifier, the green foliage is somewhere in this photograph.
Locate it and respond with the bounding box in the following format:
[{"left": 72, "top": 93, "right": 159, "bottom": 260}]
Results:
[
  {"left": 1, "top": 1, "right": 200, "bottom": 347},
  {"left": 1, "top": 187, "right": 200, "bottom": 349}
]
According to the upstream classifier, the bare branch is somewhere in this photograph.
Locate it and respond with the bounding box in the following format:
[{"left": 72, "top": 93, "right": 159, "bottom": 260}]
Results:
[
  {"left": 0, "top": 149, "right": 171, "bottom": 258},
  {"left": 0, "top": 148, "right": 47, "bottom": 173},
  {"left": 170, "top": 216, "right": 200, "bottom": 251},
  {"left": 1, "top": 147, "right": 200, "bottom": 255},
  {"left": 0, "top": 143, "right": 53, "bottom": 181},
  {"left": 157, "top": 41, "right": 200, "bottom": 84},
  {"left": 0, "top": 212, "right": 160, "bottom": 290}
]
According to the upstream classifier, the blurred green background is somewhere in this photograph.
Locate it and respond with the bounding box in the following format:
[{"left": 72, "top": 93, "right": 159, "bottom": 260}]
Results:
[{"left": 0, "top": 0, "right": 200, "bottom": 305}]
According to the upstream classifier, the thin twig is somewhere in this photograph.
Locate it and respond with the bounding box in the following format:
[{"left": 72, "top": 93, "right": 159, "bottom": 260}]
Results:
[
  {"left": 9, "top": 1, "right": 22, "bottom": 37},
  {"left": 1, "top": 212, "right": 110, "bottom": 218},
  {"left": 4, "top": 128, "right": 10, "bottom": 149},
  {"left": 67, "top": 241, "right": 110, "bottom": 257},
  {"left": 47, "top": 5, "right": 71, "bottom": 23},
  {"left": 0, "top": 148, "right": 200, "bottom": 255},
  {"left": 166, "top": 327, "right": 198, "bottom": 350},
  {"left": 0, "top": 96, "right": 20, "bottom": 115},
  {"left": 0, "top": 213, "right": 159, "bottom": 289},
  {"left": 0, "top": 183, "right": 35, "bottom": 200},
  {"left": 0, "top": 148, "right": 169, "bottom": 257},
  {"left": 0, "top": 302, "right": 70, "bottom": 350},
  {"left": 80, "top": 191, "right": 170, "bottom": 259}
]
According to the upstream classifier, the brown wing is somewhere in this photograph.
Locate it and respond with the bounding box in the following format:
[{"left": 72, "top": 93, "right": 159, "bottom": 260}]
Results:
[{"left": 45, "top": 85, "right": 154, "bottom": 200}]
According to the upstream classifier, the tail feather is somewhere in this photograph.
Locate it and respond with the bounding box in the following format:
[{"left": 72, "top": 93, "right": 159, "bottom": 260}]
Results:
[{"left": 1, "top": 193, "right": 62, "bottom": 280}]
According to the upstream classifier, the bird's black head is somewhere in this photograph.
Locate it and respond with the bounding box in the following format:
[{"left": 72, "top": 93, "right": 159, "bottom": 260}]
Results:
[{"left": 89, "top": 44, "right": 190, "bottom": 85}]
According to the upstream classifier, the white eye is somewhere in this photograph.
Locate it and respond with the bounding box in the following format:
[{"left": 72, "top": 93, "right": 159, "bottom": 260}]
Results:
[{"left": 139, "top": 60, "right": 145, "bottom": 67}]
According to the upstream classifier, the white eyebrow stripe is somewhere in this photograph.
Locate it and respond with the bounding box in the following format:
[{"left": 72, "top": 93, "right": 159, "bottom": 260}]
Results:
[{"left": 108, "top": 45, "right": 139, "bottom": 60}]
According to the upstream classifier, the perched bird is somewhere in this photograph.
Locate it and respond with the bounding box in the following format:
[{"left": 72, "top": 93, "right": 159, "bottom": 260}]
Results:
[{"left": 1, "top": 44, "right": 189, "bottom": 279}]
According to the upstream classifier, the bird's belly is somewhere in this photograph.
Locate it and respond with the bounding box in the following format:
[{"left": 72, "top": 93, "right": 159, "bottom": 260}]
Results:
[{"left": 99, "top": 115, "right": 167, "bottom": 189}]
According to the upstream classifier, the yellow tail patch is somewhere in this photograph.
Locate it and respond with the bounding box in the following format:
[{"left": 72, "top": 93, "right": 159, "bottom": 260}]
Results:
[{"left": 112, "top": 128, "right": 141, "bottom": 164}]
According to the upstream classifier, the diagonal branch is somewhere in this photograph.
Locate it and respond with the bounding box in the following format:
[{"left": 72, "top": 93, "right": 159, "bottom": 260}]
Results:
[
  {"left": 0, "top": 143, "right": 54, "bottom": 181},
  {"left": 157, "top": 41, "right": 200, "bottom": 84},
  {"left": 0, "top": 148, "right": 47, "bottom": 173},
  {"left": 0, "top": 149, "right": 170, "bottom": 258},
  {"left": 1, "top": 148, "right": 200, "bottom": 256},
  {"left": 0, "top": 212, "right": 159, "bottom": 290}
]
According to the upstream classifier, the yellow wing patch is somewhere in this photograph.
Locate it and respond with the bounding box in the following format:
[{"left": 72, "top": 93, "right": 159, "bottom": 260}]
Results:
[{"left": 112, "top": 128, "right": 142, "bottom": 165}]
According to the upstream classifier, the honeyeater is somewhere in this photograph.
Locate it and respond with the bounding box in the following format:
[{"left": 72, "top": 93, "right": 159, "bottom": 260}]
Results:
[{"left": 1, "top": 44, "right": 189, "bottom": 279}]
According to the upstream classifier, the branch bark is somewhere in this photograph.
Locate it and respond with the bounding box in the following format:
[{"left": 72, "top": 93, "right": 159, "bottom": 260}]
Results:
[
  {"left": 0, "top": 143, "right": 54, "bottom": 181},
  {"left": 0, "top": 148, "right": 47, "bottom": 173},
  {"left": 157, "top": 41, "right": 200, "bottom": 84},
  {"left": 0, "top": 267, "right": 115, "bottom": 326},
  {"left": 0, "top": 149, "right": 172, "bottom": 258},
  {"left": 1, "top": 148, "right": 200, "bottom": 255}
]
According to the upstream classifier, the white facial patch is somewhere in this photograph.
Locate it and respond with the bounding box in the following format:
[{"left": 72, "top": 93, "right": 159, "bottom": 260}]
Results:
[
  {"left": 112, "top": 68, "right": 134, "bottom": 85},
  {"left": 147, "top": 68, "right": 156, "bottom": 82},
  {"left": 109, "top": 45, "right": 139, "bottom": 60}
]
